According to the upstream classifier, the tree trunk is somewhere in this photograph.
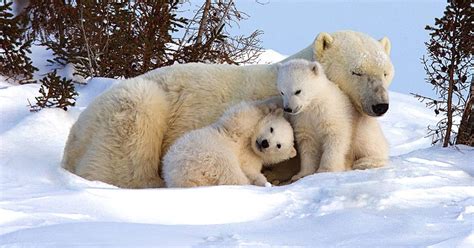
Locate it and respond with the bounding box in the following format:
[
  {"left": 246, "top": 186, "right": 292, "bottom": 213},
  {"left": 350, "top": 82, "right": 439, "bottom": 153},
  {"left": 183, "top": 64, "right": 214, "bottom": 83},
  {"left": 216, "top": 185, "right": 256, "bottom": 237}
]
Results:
[
  {"left": 456, "top": 77, "right": 474, "bottom": 146},
  {"left": 443, "top": 65, "right": 455, "bottom": 147}
]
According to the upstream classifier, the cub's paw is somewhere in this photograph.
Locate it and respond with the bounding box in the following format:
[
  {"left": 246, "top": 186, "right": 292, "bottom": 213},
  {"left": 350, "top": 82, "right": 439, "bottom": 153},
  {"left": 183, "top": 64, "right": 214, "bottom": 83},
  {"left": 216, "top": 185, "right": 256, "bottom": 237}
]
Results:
[
  {"left": 352, "top": 157, "right": 386, "bottom": 170},
  {"left": 316, "top": 168, "right": 330, "bottom": 173},
  {"left": 290, "top": 172, "right": 310, "bottom": 182},
  {"left": 316, "top": 165, "right": 345, "bottom": 173},
  {"left": 253, "top": 175, "right": 270, "bottom": 187},
  {"left": 264, "top": 182, "right": 273, "bottom": 188}
]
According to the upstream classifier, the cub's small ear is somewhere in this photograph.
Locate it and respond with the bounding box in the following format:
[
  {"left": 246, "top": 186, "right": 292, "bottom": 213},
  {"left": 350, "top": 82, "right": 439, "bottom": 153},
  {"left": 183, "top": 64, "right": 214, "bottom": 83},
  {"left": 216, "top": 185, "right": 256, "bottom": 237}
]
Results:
[
  {"left": 258, "top": 98, "right": 278, "bottom": 115},
  {"left": 261, "top": 105, "right": 272, "bottom": 115},
  {"left": 379, "top": 37, "right": 391, "bottom": 55},
  {"left": 276, "top": 63, "right": 283, "bottom": 70},
  {"left": 311, "top": 62, "right": 319, "bottom": 75},
  {"left": 273, "top": 108, "right": 284, "bottom": 117},
  {"left": 314, "top": 32, "right": 334, "bottom": 60},
  {"left": 289, "top": 147, "right": 297, "bottom": 158}
]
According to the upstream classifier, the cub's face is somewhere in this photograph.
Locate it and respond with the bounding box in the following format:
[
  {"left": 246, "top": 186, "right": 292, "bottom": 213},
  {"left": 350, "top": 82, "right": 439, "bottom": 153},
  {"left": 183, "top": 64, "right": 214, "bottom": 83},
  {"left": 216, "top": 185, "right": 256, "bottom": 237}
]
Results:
[
  {"left": 277, "top": 60, "right": 321, "bottom": 115},
  {"left": 252, "top": 109, "right": 297, "bottom": 165}
]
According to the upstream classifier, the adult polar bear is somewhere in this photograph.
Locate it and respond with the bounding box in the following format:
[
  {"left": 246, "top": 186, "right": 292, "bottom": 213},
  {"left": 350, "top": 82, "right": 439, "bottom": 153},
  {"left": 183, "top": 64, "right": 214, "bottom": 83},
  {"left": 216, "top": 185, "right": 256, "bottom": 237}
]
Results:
[{"left": 62, "top": 30, "right": 394, "bottom": 188}]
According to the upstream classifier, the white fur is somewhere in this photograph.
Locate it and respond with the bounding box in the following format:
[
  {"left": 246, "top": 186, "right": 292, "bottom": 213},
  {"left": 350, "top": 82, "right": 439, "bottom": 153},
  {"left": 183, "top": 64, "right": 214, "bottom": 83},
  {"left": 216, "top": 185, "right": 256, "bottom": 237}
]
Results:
[
  {"left": 62, "top": 78, "right": 169, "bottom": 188},
  {"left": 162, "top": 101, "right": 297, "bottom": 188},
  {"left": 277, "top": 60, "right": 355, "bottom": 181},
  {"left": 61, "top": 30, "right": 393, "bottom": 187},
  {"left": 273, "top": 31, "right": 393, "bottom": 180},
  {"left": 311, "top": 31, "right": 392, "bottom": 171}
]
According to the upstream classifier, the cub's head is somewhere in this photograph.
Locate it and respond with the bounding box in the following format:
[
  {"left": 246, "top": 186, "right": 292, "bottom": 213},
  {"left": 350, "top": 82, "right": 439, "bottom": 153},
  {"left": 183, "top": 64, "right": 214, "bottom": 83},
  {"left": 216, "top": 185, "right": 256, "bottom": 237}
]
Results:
[
  {"left": 277, "top": 59, "right": 324, "bottom": 115},
  {"left": 313, "top": 31, "right": 394, "bottom": 117},
  {"left": 252, "top": 108, "right": 297, "bottom": 165}
]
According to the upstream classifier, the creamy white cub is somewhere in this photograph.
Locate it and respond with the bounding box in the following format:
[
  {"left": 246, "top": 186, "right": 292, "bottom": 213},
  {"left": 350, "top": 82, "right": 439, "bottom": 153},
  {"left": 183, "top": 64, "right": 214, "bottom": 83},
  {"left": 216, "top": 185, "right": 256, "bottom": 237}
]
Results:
[
  {"left": 162, "top": 101, "right": 297, "bottom": 188},
  {"left": 277, "top": 59, "right": 355, "bottom": 181}
]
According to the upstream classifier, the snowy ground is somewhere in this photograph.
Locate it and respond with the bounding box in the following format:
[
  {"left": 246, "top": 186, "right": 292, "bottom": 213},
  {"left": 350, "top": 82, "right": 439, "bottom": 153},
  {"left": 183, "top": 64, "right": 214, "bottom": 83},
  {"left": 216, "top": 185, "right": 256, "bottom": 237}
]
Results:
[{"left": 0, "top": 50, "right": 473, "bottom": 247}]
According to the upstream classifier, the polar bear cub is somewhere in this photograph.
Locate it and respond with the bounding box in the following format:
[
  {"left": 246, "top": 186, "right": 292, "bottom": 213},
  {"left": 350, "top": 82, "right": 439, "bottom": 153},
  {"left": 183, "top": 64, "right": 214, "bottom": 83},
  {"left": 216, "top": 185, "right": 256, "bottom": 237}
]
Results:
[
  {"left": 163, "top": 101, "right": 297, "bottom": 188},
  {"left": 277, "top": 59, "right": 355, "bottom": 181}
]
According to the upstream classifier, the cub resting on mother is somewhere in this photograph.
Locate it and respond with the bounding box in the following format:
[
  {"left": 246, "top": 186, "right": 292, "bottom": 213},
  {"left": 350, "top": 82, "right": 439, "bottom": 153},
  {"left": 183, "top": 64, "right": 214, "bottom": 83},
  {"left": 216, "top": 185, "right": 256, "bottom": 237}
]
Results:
[{"left": 61, "top": 30, "right": 394, "bottom": 188}]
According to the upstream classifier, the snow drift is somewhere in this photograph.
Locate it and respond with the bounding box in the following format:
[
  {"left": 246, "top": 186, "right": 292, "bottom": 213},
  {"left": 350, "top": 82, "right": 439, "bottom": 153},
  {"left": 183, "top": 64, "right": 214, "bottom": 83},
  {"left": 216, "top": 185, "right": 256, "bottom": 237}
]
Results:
[{"left": 0, "top": 49, "right": 473, "bottom": 247}]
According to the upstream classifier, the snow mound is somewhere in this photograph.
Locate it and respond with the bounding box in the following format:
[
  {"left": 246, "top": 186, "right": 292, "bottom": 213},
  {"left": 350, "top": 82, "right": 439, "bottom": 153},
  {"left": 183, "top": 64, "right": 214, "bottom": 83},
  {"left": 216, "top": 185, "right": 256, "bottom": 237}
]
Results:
[
  {"left": 256, "top": 49, "right": 288, "bottom": 64},
  {"left": 0, "top": 72, "right": 473, "bottom": 247}
]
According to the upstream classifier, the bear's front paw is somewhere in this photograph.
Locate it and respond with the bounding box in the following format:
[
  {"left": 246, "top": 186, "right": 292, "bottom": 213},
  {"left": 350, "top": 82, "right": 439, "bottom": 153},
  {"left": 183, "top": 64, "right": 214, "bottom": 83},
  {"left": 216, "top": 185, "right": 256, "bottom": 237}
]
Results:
[
  {"left": 290, "top": 171, "right": 310, "bottom": 182},
  {"left": 352, "top": 157, "right": 386, "bottom": 170},
  {"left": 316, "top": 166, "right": 344, "bottom": 173},
  {"left": 316, "top": 167, "right": 330, "bottom": 173},
  {"left": 252, "top": 175, "right": 270, "bottom": 187},
  {"left": 264, "top": 182, "right": 272, "bottom": 187},
  {"left": 254, "top": 180, "right": 269, "bottom": 187}
]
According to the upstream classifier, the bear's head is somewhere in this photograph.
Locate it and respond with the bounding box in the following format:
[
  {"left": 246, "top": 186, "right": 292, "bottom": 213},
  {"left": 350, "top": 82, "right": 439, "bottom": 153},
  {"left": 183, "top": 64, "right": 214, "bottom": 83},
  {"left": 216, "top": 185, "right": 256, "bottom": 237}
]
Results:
[
  {"left": 313, "top": 31, "right": 394, "bottom": 117},
  {"left": 252, "top": 108, "right": 297, "bottom": 165},
  {"left": 276, "top": 59, "right": 325, "bottom": 115}
]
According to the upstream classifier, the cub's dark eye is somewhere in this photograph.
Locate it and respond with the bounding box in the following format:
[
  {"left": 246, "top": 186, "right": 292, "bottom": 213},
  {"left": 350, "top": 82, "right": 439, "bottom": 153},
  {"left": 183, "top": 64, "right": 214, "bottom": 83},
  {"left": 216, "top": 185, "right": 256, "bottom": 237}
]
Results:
[
  {"left": 280, "top": 91, "right": 284, "bottom": 96},
  {"left": 277, "top": 144, "right": 281, "bottom": 149},
  {"left": 352, "top": 71, "right": 362, "bottom": 76},
  {"left": 295, "top": 90, "right": 301, "bottom": 95},
  {"left": 270, "top": 127, "right": 274, "bottom": 133},
  {"left": 384, "top": 72, "right": 388, "bottom": 77}
]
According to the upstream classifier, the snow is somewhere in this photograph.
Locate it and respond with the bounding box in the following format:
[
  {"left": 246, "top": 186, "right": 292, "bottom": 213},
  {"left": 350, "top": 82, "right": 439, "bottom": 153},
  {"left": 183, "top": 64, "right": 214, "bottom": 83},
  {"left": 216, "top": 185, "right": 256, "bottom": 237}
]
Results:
[
  {"left": 256, "top": 49, "right": 288, "bottom": 64},
  {"left": 0, "top": 49, "right": 473, "bottom": 247}
]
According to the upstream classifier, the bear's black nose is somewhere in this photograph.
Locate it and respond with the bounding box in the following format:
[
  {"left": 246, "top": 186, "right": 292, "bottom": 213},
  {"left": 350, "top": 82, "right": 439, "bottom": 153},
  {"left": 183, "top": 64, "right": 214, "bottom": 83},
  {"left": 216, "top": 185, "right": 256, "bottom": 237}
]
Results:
[
  {"left": 261, "top": 139, "right": 269, "bottom": 149},
  {"left": 372, "top": 103, "right": 389, "bottom": 116},
  {"left": 284, "top": 107, "right": 293, "bottom": 113}
]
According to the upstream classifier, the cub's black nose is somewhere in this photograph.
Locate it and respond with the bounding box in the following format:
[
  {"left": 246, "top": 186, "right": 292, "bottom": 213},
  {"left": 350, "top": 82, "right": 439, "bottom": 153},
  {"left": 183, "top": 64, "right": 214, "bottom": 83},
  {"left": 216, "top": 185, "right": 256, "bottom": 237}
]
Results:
[
  {"left": 372, "top": 103, "right": 389, "bottom": 116},
  {"left": 284, "top": 107, "right": 293, "bottom": 113},
  {"left": 261, "top": 139, "right": 269, "bottom": 149}
]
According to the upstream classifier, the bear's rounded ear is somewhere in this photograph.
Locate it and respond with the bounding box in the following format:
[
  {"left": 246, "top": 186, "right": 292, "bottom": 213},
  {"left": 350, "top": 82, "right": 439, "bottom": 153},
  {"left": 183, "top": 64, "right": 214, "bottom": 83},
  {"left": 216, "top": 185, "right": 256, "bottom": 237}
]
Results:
[
  {"left": 289, "top": 147, "right": 297, "bottom": 158},
  {"left": 276, "top": 62, "right": 282, "bottom": 70},
  {"left": 314, "top": 32, "right": 334, "bottom": 60},
  {"left": 379, "top": 37, "right": 391, "bottom": 55},
  {"left": 273, "top": 108, "right": 284, "bottom": 117},
  {"left": 311, "top": 62, "right": 319, "bottom": 75}
]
